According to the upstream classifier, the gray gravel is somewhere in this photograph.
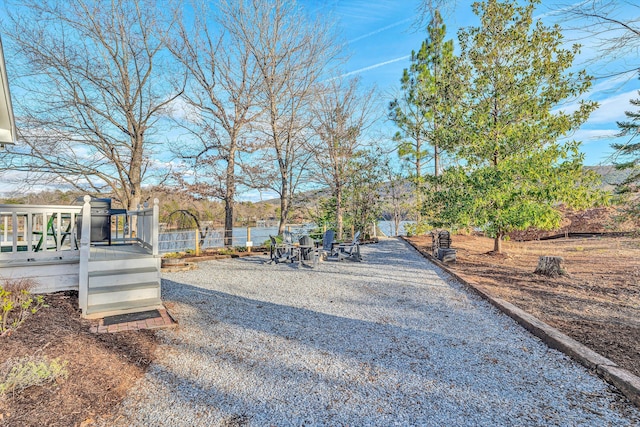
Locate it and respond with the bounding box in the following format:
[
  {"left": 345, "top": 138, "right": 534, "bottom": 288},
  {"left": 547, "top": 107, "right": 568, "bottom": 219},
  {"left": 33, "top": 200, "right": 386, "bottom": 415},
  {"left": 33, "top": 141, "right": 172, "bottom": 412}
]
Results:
[{"left": 108, "top": 238, "right": 640, "bottom": 426}]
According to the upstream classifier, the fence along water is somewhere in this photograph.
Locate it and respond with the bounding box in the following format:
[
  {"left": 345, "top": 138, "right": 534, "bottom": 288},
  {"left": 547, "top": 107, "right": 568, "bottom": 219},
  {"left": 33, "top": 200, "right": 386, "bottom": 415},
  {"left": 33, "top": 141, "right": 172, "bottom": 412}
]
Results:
[
  {"left": 159, "top": 221, "right": 416, "bottom": 254},
  {"left": 159, "top": 224, "right": 315, "bottom": 254}
]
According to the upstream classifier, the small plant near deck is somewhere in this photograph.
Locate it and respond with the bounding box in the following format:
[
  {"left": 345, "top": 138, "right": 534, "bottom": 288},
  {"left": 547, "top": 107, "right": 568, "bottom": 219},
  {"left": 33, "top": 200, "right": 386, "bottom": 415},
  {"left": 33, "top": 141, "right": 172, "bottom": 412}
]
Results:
[
  {"left": 162, "top": 252, "right": 183, "bottom": 259},
  {"left": 0, "top": 278, "right": 47, "bottom": 337},
  {"left": 0, "top": 356, "right": 68, "bottom": 396},
  {"left": 234, "top": 246, "right": 247, "bottom": 253}
]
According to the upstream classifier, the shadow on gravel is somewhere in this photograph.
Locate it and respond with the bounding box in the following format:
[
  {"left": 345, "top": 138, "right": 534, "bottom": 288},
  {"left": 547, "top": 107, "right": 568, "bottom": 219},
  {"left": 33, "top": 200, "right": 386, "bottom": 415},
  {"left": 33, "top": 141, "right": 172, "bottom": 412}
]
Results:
[
  {"left": 146, "top": 238, "right": 640, "bottom": 425},
  {"left": 152, "top": 278, "right": 640, "bottom": 425}
]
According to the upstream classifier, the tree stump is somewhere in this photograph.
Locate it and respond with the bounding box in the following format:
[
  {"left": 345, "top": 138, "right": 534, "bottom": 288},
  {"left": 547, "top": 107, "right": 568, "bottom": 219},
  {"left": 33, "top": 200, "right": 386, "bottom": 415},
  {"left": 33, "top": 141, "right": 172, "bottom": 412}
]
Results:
[
  {"left": 534, "top": 256, "right": 565, "bottom": 277},
  {"left": 437, "top": 248, "right": 457, "bottom": 263}
]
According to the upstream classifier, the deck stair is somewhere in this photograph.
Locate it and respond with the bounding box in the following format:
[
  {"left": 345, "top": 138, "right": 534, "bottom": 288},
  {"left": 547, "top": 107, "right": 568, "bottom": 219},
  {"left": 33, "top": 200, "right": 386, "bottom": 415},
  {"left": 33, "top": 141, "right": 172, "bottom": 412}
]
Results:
[{"left": 85, "top": 254, "right": 161, "bottom": 318}]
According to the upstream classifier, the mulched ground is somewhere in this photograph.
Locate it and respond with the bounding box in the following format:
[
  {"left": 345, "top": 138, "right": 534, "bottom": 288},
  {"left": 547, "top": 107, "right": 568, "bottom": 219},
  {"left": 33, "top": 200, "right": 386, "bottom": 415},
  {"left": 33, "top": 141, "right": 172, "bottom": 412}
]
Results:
[
  {"left": 0, "top": 291, "right": 157, "bottom": 427},
  {"left": 407, "top": 234, "right": 640, "bottom": 378}
]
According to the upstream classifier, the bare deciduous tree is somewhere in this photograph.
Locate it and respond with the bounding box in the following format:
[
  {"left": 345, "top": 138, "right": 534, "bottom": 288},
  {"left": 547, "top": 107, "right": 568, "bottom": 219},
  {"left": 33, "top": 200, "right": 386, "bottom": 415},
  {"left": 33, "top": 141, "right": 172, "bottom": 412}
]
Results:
[
  {"left": 168, "top": 0, "right": 262, "bottom": 246},
  {"left": 0, "top": 0, "right": 180, "bottom": 210},
  {"left": 558, "top": 0, "right": 639, "bottom": 76},
  {"left": 309, "top": 77, "right": 376, "bottom": 240},
  {"left": 219, "top": 0, "right": 341, "bottom": 234}
]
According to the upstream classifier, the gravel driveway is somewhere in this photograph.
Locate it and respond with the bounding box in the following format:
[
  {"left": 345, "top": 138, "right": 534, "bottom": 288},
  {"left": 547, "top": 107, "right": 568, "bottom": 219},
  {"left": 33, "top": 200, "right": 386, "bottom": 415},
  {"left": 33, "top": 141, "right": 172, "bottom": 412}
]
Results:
[{"left": 109, "top": 238, "right": 640, "bottom": 426}]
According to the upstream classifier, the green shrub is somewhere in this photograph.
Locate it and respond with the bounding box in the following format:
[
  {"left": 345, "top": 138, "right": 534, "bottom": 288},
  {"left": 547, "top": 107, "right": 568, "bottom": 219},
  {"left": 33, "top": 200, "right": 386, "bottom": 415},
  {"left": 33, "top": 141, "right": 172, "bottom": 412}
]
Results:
[
  {"left": 162, "top": 252, "right": 183, "bottom": 259},
  {"left": 404, "top": 222, "right": 433, "bottom": 237},
  {"left": 0, "top": 356, "right": 68, "bottom": 396},
  {"left": 263, "top": 235, "right": 282, "bottom": 248},
  {"left": 234, "top": 246, "right": 247, "bottom": 253},
  {"left": 0, "top": 278, "right": 47, "bottom": 337}
]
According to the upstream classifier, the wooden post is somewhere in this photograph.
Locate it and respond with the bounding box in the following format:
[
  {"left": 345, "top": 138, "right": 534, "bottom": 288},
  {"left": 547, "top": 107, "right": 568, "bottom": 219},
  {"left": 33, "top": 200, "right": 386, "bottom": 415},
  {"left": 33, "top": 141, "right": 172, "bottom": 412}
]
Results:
[
  {"left": 194, "top": 228, "right": 200, "bottom": 256},
  {"left": 78, "top": 195, "right": 92, "bottom": 315},
  {"left": 247, "top": 226, "right": 252, "bottom": 253},
  {"left": 152, "top": 198, "right": 159, "bottom": 256},
  {"left": 372, "top": 221, "right": 377, "bottom": 238},
  {"left": 323, "top": 224, "right": 327, "bottom": 233}
]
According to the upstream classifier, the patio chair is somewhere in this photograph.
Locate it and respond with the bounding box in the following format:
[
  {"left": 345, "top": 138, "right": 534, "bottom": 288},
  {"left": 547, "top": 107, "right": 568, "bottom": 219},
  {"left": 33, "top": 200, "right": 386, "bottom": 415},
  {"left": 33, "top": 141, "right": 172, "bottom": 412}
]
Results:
[
  {"left": 337, "top": 230, "right": 362, "bottom": 262},
  {"left": 267, "top": 235, "right": 292, "bottom": 264},
  {"left": 283, "top": 230, "right": 294, "bottom": 245},
  {"left": 319, "top": 229, "right": 336, "bottom": 261},
  {"left": 283, "top": 230, "right": 303, "bottom": 263}
]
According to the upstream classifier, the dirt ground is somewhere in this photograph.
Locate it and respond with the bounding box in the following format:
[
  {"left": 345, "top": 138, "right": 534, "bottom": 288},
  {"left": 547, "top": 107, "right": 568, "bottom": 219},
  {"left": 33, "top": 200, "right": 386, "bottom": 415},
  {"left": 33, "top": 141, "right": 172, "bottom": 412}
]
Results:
[
  {"left": 407, "top": 234, "right": 640, "bottom": 378},
  {"left": 0, "top": 291, "right": 157, "bottom": 427}
]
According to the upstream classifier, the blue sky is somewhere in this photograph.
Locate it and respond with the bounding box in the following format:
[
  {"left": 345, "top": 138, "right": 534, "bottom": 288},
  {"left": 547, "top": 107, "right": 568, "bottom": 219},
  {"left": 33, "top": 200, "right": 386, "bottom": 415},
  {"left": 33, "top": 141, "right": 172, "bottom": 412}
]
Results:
[
  {"left": 302, "top": 0, "right": 640, "bottom": 166},
  {"left": 1, "top": 0, "right": 638, "bottom": 199}
]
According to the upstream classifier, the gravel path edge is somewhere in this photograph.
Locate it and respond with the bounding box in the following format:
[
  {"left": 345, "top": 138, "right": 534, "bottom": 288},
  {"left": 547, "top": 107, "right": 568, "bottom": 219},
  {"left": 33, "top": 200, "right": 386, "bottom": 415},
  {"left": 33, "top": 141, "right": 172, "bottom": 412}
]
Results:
[{"left": 401, "top": 236, "right": 640, "bottom": 408}]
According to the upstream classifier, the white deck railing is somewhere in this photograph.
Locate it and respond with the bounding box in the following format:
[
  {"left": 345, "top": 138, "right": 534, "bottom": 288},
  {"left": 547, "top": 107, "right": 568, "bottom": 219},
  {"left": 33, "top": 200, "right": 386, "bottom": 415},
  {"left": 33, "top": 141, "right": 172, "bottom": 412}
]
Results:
[
  {"left": 109, "top": 199, "right": 159, "bottom": 256},
  {"left": 0, "top": 197, "right": 160, "bottom": 263},
  {"left": 0, "top": 203, "right": 83, "bottom": 262}
]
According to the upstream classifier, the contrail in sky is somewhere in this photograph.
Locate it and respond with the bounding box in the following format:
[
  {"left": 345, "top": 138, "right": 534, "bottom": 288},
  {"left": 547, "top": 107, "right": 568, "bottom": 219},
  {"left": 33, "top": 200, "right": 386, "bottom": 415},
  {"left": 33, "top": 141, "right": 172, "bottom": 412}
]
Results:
[
  {"left": 349, "top": 18, "right": 413, "bottom": 44},
  {"left": 534, "top": 0, "right": 590, "bottom": 19},
  {"left": 338, "top": 55, "right": 410, "bottom": 78}
]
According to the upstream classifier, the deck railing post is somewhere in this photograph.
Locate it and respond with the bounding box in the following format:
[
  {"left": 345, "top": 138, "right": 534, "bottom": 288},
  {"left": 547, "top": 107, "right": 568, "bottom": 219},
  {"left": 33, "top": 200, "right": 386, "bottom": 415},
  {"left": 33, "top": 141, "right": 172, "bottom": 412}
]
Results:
[
  {"left": 152, "top": 198, "right": 159, "bottom": 256},
  {"left": 25, "top": 213, "right": 31, "bottom": 252},
  {"left": 136, "top": 204, "right": 142, "bottom": 243},
  {"left": 11, "top": 213, "right": 17, "bottom": 252},
  {"left": 78, "top": 195, "right": 92, "bottom": 315}
]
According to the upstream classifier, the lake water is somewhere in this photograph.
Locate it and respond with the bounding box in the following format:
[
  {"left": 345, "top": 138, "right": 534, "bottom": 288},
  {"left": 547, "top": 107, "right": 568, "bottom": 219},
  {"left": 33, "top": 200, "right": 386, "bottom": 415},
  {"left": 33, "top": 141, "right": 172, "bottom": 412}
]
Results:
[{"left": 159, "top": 221, "right": 415, "bottom": 253}]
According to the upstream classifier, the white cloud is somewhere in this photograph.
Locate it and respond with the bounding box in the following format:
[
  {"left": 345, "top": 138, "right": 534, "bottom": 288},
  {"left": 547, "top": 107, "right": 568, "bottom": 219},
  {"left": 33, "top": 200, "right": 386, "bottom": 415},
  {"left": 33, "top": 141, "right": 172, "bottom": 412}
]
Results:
[
  {"left": 164, "top": 97, "right": 200, "bottom": 122},
  {"left": 589, "top": 72, "right": 638, "bottom": 96},
  {"left": 236, "top": 189, "right": 279, "bottom": 203},
  {"left": 571, "top": 129, "right": 619, "bottom": 144},
  {"left": 589, "top": 89, "right": 638, "bottom": 124},
  {"left": 534, "top": 0, "right": 591, "bottom": 20}
]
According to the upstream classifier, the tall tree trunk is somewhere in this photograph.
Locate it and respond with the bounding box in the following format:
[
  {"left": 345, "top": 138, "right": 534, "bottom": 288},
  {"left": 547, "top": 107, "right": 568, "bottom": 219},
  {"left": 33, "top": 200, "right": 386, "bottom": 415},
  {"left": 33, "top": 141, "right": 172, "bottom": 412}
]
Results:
[
  {"left": 278, "top": 176, "right": 289, "bottom": 235},
  {"left": 224, "top": 152, "right": 236, "bottom": 247},
  {"left": 415, "top": 156, "right": 422, "bottom": 223},
  {"left": 127, "top": 183, "right": 141, "bottom": 235},
  {"left": 224, "top": 198, "right": 234, "bottom": 247},
  {"left": 336, "top": 187, "right": 343, "bottom": 240},
  {"left": 434, "top": 144, "right": 439, "bottom": 179}
]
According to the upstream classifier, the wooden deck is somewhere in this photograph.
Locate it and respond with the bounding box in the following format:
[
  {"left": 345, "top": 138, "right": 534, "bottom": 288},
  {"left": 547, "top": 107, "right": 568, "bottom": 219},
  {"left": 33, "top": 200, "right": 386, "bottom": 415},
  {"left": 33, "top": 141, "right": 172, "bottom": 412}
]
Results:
[
  {"left": 2, "top": 198, "right": 162, "bottom": 318},
  {"left": 90, "top": 243, "right": 152, "bottom": 260}
]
